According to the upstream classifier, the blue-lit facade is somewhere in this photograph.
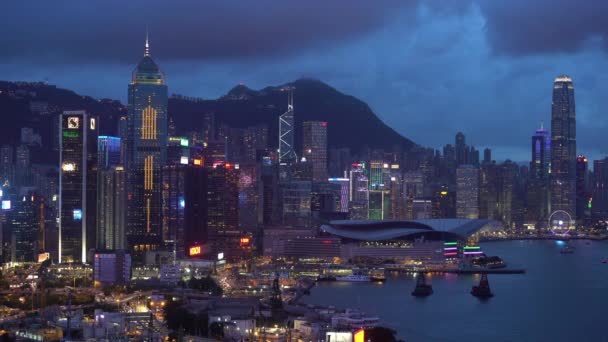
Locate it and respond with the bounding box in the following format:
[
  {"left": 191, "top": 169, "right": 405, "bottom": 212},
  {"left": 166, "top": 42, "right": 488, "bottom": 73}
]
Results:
[{"left": 98, "top": 136, "right": 121, "bottom": 169}]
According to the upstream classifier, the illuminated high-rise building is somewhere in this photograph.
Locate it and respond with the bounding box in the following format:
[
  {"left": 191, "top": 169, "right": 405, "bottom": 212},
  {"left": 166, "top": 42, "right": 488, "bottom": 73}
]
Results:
[
  {"left": 348, "top": 163, "right": 369, "bottom": 219},
  {"left": 527, "top": 123, "right": 551, "bottom": 225},
  {"left": 0, "top": 145, "right": 14, "bottom": 186},
  {"left": 97, "top": 166, "right": 126, "bottom": 250},
  {"left": 162, "top": 163, "right": 208, "bottom": 258},
  {"left": 550, "top": 75, "right": 576, "bottom": 223},
  {"left": 576, "top": 155, "right": 589, "bottom": 220},
  {"left": 278, "top": 87, "right": 296, "bottom": 180},
  {"left": 593, "top": 158, "right": 608, "bottom": 218},
  {"left": 59, "top": 110, "right": 98, "bottom": 263},
  {"left": 456, "top": 165, "right": 479, "bottom": 219},
  {"left": 328, "top": 177, "right": 349, "bottom": 213},
  {"left": 125, "top": 34, "right": 168, "bottom": 254},
  {"left": 303, "top": 121, "right": 328, "bottom": 182}
]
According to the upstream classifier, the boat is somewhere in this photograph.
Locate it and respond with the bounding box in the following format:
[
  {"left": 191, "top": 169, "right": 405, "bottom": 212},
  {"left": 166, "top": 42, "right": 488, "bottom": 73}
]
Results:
[
  {"left": 369, "top": 269, "right": 386, "bottom": 282},
  {"left": 336, "top": 269, "right": 371, "bottom": 282},
  {"left": 316, "top": 274, "right": 337, "bottom": 282},
  {"left": 411, "top": 273, "right": 433, "bottom": 297},
  {"left": 471, "top": 273, "right": 494, "bottom": 299},
  {"left": 560, "top": 245, "right": 574, "bottom": 254},
  {"left": 601, "top": 258, "right": 608, "bottom": 264}
]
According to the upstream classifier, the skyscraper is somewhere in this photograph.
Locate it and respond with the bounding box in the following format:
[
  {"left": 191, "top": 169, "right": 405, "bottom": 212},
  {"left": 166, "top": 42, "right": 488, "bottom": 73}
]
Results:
[
  {"left": 456, "top": 165, "right": 479, "bottom": 219},
  {"left": 0, "top": 145, "right": 14, "bottom": 186},
  {"left": 575, "top": 155, "right": 589, "bottom": 221},
  {"left": 126, "top": 35, "right": 168, "bottom": 254},
  {"left": 278, "top": 87, "right": 296, "bottom": 179},
  {"left": 527, "top": 123, "right": 550, "bottom": 225},
  {"left": 162, "top": 163, "right": 208, "bottom": 258},
  {"left": 302, "top": 121, "right": 328, "bottom": 182},
  {"left": 97, "top": 166, "right": 126, "bottom": 250},
  {"left": 593, "top": 158, "right": 608, "bottom": 218},
  {"left": 455, "top": 132, "right": 466, "bottom": 166},
  {"left": 59, "top": 110, "right": 98, "bottom": 263},
  {"left": 550, "top": 75, "right": 576, "bottom": 223},
  {"left": 348, "top": 163, "right": 369, "bottom": 219}
]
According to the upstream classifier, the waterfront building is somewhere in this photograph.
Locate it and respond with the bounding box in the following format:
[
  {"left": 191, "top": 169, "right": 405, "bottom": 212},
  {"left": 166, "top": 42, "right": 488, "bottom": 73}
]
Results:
[
  {"left": 125, "top": 35, "right": 168, "bottom": 255},
  {"left": 302, "top": 121, "right": 328, "bottom": 182},
  {"left": 550, "top": 75, "right": 576, "bottom": 223},
  {"left": 456, "top": 165, "right": 479, "bottom": 219}
]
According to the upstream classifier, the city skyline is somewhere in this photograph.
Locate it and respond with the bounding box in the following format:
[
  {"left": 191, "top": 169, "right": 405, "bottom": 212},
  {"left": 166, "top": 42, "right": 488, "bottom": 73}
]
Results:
[{"left": 2, "top": 2, "right": 608, "bottom": 163}]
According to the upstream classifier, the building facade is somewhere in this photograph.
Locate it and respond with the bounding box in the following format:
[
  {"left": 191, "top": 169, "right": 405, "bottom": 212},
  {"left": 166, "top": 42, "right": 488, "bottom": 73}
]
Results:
[
  {"left": 302, "top": 121, "right": 328, "bottom": 182},
  {"left": 59, "top": 110, "right": 98, "bottom": 263},
  {"left": 456, "top": 165, "right": 479, "bottom": 219},
  {"left": 550, "top": 75, "right": 576, "bottom": 223},
  {"left": 125, "top": 37, "right": 168, "bottom": 255}
]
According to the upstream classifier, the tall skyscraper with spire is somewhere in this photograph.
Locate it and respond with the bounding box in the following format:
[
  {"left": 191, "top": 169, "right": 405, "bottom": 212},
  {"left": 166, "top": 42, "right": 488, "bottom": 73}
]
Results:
[
  {"left": 550, "top": 75, "right": 576, "bottom": 223},
  {"left": 126, "top": 33, "right": 168, "bottom": 255}
]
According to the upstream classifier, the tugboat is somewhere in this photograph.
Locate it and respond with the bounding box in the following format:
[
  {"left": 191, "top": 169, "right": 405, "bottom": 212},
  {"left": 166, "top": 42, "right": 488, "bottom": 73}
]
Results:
[
  {"left": 471, "top": 273, "right": 494, "bottom": 299},
  {"left": 411, "top": 272, "right": 433, "bottom": 297}
]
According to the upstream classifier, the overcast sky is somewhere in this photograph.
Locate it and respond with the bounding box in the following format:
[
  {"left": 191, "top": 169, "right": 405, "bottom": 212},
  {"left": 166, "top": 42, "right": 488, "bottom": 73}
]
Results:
[{"left": 2, "top": 1, "right": 608, "bottom": 162}]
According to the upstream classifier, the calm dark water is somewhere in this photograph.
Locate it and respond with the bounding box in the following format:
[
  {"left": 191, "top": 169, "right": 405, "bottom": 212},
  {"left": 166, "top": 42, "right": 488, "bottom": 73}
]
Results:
[{"left": 302, "top": 240, "right": 608, "bottom": 342}]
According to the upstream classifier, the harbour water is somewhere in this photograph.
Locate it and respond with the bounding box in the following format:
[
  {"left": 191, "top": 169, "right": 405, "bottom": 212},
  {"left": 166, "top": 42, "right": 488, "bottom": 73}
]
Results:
[{"left": 301, "top": 240, "right": 608, "bottom": 341}]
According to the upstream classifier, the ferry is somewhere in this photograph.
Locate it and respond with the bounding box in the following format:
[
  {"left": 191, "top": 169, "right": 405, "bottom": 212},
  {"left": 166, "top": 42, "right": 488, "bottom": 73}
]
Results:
[{"left": 336, "top": 270, "right": 370, "bottom": 282}]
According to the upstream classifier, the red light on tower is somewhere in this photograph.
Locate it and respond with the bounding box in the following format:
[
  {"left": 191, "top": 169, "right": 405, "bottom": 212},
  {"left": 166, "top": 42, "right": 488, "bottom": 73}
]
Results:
[{"left": 321, "top": 122, "right": 327, "bottom": 127}]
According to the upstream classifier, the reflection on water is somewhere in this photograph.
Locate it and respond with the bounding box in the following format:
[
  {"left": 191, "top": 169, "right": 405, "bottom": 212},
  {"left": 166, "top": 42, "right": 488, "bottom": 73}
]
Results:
[{"left": 302, "top": 240, "right": 608, "bottom": 342}]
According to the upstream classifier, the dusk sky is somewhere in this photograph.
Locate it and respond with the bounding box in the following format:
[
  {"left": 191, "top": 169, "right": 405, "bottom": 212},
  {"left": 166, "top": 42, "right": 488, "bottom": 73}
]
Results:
[{"left": 2, "top": 1, "right": 608, "bottom": 162}]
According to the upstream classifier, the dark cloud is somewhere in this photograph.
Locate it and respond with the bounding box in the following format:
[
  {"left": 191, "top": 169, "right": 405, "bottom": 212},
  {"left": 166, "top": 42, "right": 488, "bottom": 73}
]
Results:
[
  {"left": 478, "top": 0, "right": 608, "bottom": 56},
  {"left": 0, "top": 0, "right": 413, "bottom": 64}
]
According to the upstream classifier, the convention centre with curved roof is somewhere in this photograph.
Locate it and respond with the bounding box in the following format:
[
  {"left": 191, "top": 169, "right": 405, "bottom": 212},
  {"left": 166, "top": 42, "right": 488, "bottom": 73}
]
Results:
[{"left": 320, "top": 219, "right": 501, "bottom": 241}]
